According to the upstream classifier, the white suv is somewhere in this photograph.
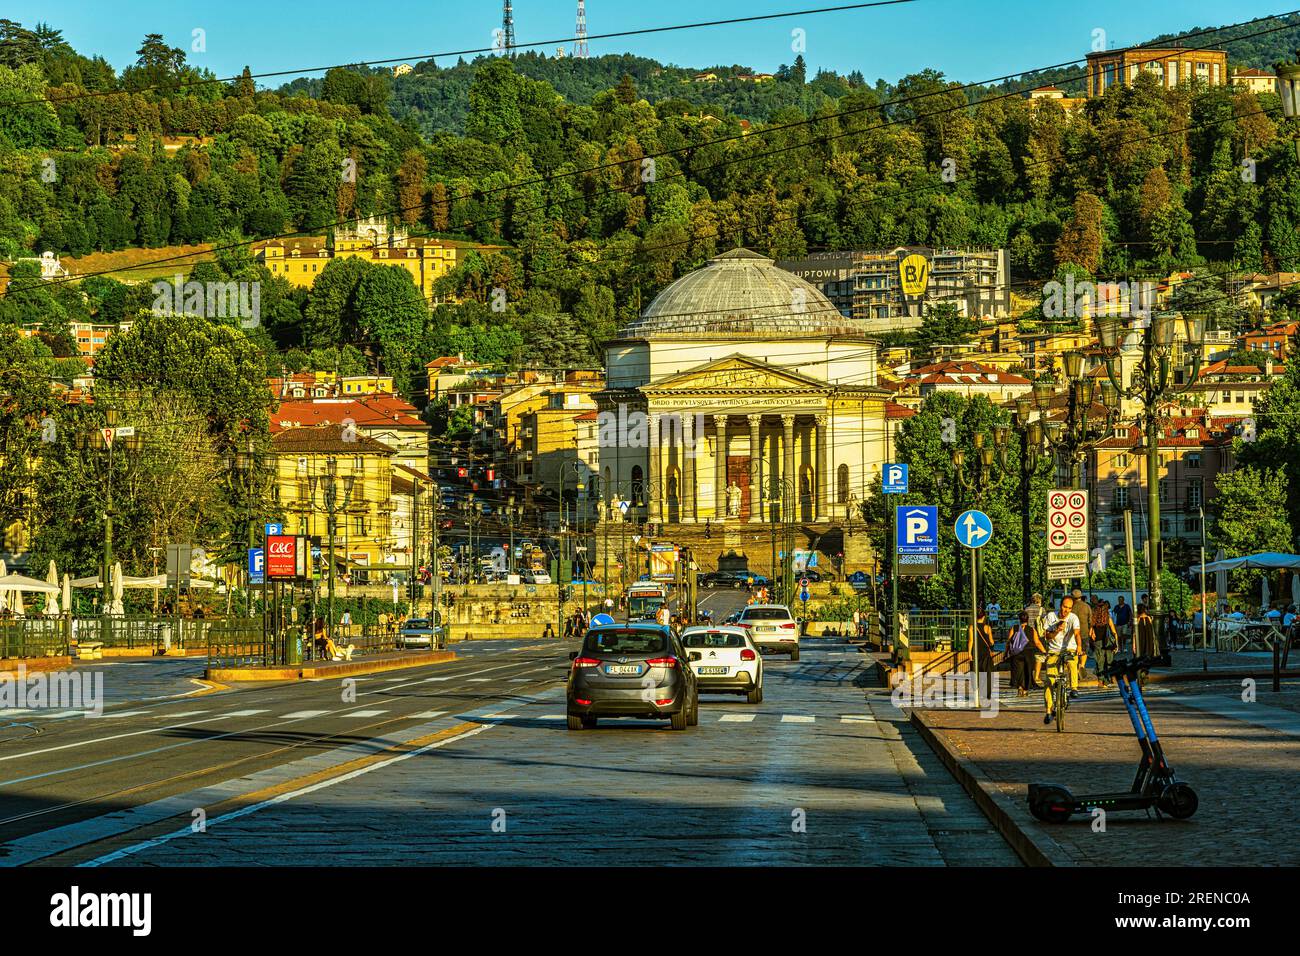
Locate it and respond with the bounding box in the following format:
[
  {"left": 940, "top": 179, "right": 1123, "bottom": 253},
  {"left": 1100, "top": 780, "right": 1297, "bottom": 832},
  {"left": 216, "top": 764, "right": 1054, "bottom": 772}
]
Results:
[
  {"left": 681, "top": 625, "right": 764, "bottom": 703},
  {"left": 736, "top": 604, "right": 800, "bottom": 660}
]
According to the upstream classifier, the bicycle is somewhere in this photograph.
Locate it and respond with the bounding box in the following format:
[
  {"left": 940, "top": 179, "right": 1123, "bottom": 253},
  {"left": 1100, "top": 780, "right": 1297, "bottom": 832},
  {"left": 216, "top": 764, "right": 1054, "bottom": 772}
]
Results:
[{"left": 1044, "top": 650, "right": 1076, "bottom": 732}]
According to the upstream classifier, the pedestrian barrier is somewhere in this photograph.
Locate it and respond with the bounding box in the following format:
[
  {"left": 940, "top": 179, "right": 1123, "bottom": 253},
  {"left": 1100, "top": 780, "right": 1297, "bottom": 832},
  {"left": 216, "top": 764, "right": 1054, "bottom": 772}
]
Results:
[
  {"left": 0, "top": 619, "right": 69, "bottom": 659},
  {"left": 900, "top": 611, "right": 973, "bottom": 653}
]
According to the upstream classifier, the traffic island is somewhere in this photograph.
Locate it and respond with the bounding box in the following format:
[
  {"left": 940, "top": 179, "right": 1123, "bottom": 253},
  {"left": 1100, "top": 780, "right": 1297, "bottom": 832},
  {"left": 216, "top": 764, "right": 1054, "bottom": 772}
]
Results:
[
  {"left": 909, "top": 683, "right": 1300, "bottom": 866},
  {"left": 206, "top": 649, "right": 455, "bottom": 682}
]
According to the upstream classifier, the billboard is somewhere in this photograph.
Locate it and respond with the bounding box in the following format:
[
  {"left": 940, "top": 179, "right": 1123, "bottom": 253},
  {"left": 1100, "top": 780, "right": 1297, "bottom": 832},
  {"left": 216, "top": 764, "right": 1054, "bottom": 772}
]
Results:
[{"left": 266, "top": 535, "right": 304, "bottom": 580}]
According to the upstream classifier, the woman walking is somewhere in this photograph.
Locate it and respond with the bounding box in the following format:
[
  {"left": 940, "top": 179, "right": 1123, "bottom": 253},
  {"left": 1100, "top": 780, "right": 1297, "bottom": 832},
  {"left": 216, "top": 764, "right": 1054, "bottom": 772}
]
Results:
[{"left": 1007, "top": 611, "right": 1037, "bottom": 697}]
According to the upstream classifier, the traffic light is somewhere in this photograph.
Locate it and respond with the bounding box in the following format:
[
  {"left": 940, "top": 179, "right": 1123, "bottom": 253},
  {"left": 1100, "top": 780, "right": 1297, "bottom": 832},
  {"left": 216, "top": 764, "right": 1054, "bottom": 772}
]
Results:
[{"left": 457, "top": 466, "right": 467, "bottom": 478}]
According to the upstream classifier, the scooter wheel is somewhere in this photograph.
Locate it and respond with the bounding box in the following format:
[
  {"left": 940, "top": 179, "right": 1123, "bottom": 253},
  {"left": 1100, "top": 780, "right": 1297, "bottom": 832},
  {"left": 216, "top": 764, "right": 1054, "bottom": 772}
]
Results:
[
  {"left": 1159, "top": 783, "right": 1198, "bottom": 820},
  {"left": 1029, "top": 785, "right": 1074, "bottom": 823}
]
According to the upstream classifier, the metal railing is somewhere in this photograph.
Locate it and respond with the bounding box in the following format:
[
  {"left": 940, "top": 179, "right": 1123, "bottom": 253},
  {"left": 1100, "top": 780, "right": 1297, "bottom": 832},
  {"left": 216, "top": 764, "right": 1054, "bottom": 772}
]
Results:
[
  {"left": 898, "top": 610, "right": 974, "bottom": 653},
  {"left": 0, "top": 619, "right": 70, "bottom": 660},
  {"left": 206, "top": 620, "right": 271, "bottom": 670}
]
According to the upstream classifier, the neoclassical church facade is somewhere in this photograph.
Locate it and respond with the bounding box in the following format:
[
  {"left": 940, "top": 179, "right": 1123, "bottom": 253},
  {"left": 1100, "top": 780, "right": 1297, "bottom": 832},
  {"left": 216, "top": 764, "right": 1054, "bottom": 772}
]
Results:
[{"left": 593, "top": 249, "right": 894, "bottom": 576}]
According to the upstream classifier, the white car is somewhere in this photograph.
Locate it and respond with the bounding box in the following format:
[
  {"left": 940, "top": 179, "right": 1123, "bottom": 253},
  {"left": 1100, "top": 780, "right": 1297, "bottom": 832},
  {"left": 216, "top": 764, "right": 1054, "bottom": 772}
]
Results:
[
  {"left": 522, "top": 570, "right": 552, "bottom": 585},
  {"left": 736, "top": 604, "right": 800, "bottom": 660},
  {"left": 681, "top": 625, "right": 763, "bottom": 703}
]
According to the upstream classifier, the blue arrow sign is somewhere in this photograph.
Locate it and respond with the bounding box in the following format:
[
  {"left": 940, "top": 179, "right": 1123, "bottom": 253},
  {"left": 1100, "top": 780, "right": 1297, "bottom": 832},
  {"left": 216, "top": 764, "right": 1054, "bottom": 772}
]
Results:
[
  {"left": 882, "top": 463, "right": 909, "bottom": 494},
  {"left": 955, "top": 510, "right": 994, "bottom": 549},
  {"left": 896, "top": 505, "right": 938, "bottom": 555}
]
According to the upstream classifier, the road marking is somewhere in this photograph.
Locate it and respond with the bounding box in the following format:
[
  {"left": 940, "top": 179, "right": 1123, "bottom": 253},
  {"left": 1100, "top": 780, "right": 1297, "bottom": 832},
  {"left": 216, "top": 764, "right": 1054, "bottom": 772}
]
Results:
[
  {"left": 281, "top": 710, "right": 330, "bottom": 719},
  {"left": 348, "top": 710, "right": 387, "bottom": 718},
  {"left": 81, "top": 720, "right": 496, "bottom": 867},
  {"left": 466, "top": 678, "right": 492, "bottom": 683},
  {"left": 422, "top": 677, "right": 452, "bottom": 682},
  {"left": 840, "top": 715, "right": 873, "bottom": 723},
  {"left": 156, "top": 710, "right": 209, "bottom": 719},
  {"left": 42, "top": 710, "right": 86, "bottom": 719},
  {"left": 87, "top": 710, "right": 151, "bottom": 719},
  {"left": 408, "top": 710, "right": 447, "bottom": 719},
  {"left": 508, "top": 678, "right": 532, "bottom": 683},
  {"left": 781, "top": 714, "right": 815, "bottom": 723},
  {"left": 718, "top": 714, "right": 755, "bottom": 722},
  {"left": 536, "top": 715, "right": 565, "bottom": 720},
  {"left": 224, "top": 709, "right": 271, "bottom": 717}
]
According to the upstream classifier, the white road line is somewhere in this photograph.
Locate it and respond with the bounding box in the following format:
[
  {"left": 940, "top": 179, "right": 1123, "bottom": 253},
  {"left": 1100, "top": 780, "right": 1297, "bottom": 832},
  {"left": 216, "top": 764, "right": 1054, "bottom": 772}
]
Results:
[
  {"left": 536, "top": 715, "right": 565, "bottom": 720},
  {"left": 840, "top": 715, "right": 873, "bottom": 723},
  {"left": 466, "top": 678, "right": 492, "bottom": 683},
  {"left": 781, "top": 714, "right": 815, "bottom": 723},
  {"left": 507, "top": 678, "right": 532, "bottom": 683},
  {"left": 281, "top": 710, "right": 330, "bottom": 719},
  {"left": 87, "top": 710, "right": 152, "bottom": 719},
  {"left": 422, "top": 677, "right": 452, "bottom": 682},
  {"left": 408, "top": 710, "right": 447, "bottom": 719},
  {"left": 348, "top": 710, "right": 387, "bottom": 718},
  {"left": 42, "top": 711, "right": 86, "bottom": 720},
  {"left": 156, "top": 710, "right": 209, "bottom": 719},
  {"left": 718, "top": 714, "right": 755, "bottom": 722},
  {"left": 224, "top": 709, "right": 271, "bottom": 717}
]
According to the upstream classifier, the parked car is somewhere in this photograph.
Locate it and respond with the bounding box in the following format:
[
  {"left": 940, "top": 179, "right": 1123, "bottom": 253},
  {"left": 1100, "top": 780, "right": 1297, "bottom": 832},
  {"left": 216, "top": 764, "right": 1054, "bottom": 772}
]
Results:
[
  {"left": 681, "top": 625, "right": 763, "bottom": 703},
  {"left": 797, "top": 569, "right": 823, "bottom": 583},
  {"left": 735, "top": 604, "right": 800, "bottom": 660},
  {"left": 396, "top": 618, "right": 444, "bottom": 650},
  {"left": 699, "top": 570, "right": 746, "bottom": 589},
  {"left": 522, "top": 570, "right": 552, "bottom": 585},
  {"left": 566, "top": 623, "right": 699, "bottom": 731}
]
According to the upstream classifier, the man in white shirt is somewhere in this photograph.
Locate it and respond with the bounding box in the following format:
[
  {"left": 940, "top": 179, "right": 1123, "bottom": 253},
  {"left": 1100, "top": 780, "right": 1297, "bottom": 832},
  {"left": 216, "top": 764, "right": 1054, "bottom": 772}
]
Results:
[{"left": 1037, "top": 596, "right": 1081, "bottom": 725}]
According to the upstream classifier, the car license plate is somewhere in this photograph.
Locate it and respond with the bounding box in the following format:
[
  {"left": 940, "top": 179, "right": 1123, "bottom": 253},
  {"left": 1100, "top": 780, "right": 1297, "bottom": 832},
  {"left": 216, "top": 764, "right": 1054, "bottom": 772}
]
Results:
[
  {"left": 758, "top": 625, "right": 775, "bottom": 632},
  {"left": 604, "top": 664, "right": 641, "bottom": 675},
  {"left": 698, "top": 666, "right": 728, "bottom": 675}
]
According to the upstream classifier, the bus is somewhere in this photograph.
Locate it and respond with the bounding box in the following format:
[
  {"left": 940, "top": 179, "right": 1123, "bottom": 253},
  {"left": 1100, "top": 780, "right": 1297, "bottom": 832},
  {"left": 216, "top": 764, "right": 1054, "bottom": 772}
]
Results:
[{"left": 626, "top": 582, "right": 669, "bottom": 621}]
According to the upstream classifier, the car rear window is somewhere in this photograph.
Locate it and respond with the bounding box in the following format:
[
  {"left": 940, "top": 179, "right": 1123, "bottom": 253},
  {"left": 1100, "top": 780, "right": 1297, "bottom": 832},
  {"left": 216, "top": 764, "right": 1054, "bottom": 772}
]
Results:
[
  {"left": 584, "top": 629, "right": 667, "bottom": 654},
  {"left": 404, "top": 620, "right": 432, "bottom": 628},
  {"left": 683, "top": 631, "right": 747, "bottom": 648},
  {"left": 742, "top": 608, "right": 790, "bottom": 620}
]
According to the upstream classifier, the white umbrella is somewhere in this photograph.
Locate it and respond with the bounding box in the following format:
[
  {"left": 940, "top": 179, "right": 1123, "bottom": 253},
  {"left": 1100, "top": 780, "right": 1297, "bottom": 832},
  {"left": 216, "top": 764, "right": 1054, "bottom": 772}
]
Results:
[
  {"left": 1292, "top": 573, "right": 1300, "bottom": 609},
  {"left": 61, "top": 574, "right": 71, "bottom": 616},
  {"left": 1262, "top": 576, "right": 1271, "bottom": 614},
  {"left": 108, "top": 561, "right": 125, "bottom": 616},
  {"left": 44, "top": 560, "right": 59, "bottom": 616}
]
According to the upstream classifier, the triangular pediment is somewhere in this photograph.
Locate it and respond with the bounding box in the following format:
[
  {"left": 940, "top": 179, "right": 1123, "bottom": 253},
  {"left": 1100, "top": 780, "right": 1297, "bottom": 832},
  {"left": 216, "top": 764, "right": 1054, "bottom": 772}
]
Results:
[{"left": 644, "top": 355, "right": 826, "bottom": 394}]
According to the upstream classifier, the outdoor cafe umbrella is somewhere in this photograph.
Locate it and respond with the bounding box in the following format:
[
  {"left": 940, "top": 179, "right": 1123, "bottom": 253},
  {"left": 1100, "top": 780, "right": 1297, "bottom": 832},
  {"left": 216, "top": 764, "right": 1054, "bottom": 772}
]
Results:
[
  {"left": 1262, "top": 576, "right": 1272, "bottom": 612},
  {"left": 44, "top": 560, "right": 59, "bottom": 616},
  {"left": 108, "top": 561, "right": 125, "bottom": 616},
  {"left": 61, "top": 574, "right": 71, "bottom": 615},
  {"left": 1293, "top": 573, "right": 1300, "bottom": 609},
  {"left": 0, "top": 558, "right": 6, "bottom": 613}
]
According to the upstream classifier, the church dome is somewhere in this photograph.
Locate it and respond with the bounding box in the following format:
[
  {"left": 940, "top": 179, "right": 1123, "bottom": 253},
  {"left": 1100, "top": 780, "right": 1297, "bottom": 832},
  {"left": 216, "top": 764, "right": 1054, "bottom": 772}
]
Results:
[{"left": 618, "top": 248, "right": 852, "bottom": 338}]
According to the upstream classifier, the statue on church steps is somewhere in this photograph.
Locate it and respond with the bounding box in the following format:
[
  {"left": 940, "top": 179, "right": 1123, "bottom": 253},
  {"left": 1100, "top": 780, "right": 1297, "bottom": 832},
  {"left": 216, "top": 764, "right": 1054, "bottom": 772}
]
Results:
[{"left": 726, "top": 481, "right": 742, "bottom": 517}]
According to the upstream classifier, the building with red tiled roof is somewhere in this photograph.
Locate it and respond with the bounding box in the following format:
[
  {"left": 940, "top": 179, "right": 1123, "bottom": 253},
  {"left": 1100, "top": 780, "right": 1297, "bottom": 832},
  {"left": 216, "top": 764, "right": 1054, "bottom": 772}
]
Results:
[
  {"left": 907, "top": 361, "right": 1032, "bottom": 402},
  {"left": 271, "top": 396, "right": 428, "bottom": 470}
]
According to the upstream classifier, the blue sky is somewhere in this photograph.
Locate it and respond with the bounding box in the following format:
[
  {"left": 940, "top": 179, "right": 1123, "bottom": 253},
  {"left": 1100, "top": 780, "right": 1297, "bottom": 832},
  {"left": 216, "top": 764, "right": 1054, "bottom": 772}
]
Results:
[{"left": 8, "top": 0, "right": 1294, "bottom": 86}]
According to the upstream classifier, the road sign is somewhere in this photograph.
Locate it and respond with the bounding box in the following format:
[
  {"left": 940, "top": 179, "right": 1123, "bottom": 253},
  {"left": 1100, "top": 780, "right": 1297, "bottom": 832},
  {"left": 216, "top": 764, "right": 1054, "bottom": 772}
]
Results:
[
  {"left": 1047, "top": 488, "right": 1089, "bottom": 578},
  {"left": 248, "top": 547, "right": 264, "bottom": 585},
  {"left": 265, "top": 522, "right": 283, "bottom": 536},
  {"left": 800, "top": 577, "right": 810, "bottom": 588},
  {"left": 955, "top": 510, "right": 993, "bottom": 549},
  {"left": 848, "top": 570, "right": 869, "bottom": 589},
  {"left": 883, "top": 463, "right": 909, "bottom": 494},
  {"left": 800, "top": 588, "right": 810, "bottom": 603},
  {"left": 895, "top": 505, "right": 939, "bottom": 555}
]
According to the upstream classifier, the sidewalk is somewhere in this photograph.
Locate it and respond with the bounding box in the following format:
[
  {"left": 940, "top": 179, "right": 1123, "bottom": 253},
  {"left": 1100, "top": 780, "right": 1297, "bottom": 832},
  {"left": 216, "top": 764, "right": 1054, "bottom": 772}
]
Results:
[{"left": 910, "top": 678, "right": 1300, "bottom": 866}]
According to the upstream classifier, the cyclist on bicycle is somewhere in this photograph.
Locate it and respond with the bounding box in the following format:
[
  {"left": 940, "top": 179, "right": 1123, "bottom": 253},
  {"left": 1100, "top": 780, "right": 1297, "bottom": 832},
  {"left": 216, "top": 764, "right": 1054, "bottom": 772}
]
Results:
[{"left": 1037, "top": 595, "right": 1080, "bottom": 726}]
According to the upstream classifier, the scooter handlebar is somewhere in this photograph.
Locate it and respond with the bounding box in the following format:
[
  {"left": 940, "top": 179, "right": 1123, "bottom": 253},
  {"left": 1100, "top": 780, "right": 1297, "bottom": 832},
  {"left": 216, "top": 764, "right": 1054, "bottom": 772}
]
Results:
[{"left": 1101, "top": 655, "right": 1159, "bottom": 679}]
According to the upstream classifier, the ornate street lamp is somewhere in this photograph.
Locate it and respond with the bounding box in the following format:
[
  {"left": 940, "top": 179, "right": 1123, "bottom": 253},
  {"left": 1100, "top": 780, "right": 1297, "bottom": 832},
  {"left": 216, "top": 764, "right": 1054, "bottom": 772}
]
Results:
[
  {"left": 1032, "top": 353, "right": 1121, "bottom": 490},
  {"left": 1096, "top": 310, "right": 1208, "bottom": 652}
]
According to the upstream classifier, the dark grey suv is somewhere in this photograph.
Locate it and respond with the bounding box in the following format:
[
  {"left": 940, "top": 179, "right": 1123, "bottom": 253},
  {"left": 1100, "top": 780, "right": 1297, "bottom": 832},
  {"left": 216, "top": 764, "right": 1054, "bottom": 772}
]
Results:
[{"left": 566, "top": 624, "right": 699, "bottom": 731}]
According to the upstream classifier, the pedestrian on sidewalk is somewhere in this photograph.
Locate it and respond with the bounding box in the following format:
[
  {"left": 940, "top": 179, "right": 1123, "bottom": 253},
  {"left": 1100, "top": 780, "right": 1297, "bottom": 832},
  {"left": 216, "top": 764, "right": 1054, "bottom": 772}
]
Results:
[
  {"left": 1113, "top": 596, "right": 1132, "bottom": 651},
  {"left": 1024, "top": 593, "right": 1044, "bottom": 634},
  {"left": 1134, "top": 602, "right": 1156, "bottom": 658},
  {"left": 1006, "top": 611, "right": 1036, "bottom": 697},
  {"left": 1091, "top": 600, "right": 1119, "bottom": 686},
  {"left": 970, "top": 608, "right": 996, "bottom": 686},
  {"left": 1071, "top": 588, "right": 1092, "bottom": 674}
]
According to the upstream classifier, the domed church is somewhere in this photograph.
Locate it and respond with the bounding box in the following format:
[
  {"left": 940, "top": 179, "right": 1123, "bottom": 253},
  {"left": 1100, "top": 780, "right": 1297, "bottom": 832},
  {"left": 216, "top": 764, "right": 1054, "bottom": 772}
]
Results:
[{"left": 594, "top": 249, "right": 892, "bottom": 577}]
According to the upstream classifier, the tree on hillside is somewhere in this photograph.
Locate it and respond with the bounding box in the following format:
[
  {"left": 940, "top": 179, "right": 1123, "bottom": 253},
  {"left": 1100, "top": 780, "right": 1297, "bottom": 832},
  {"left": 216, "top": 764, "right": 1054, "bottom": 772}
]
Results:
[{"left": 1055, "top": 191, "right": 1105, "bottom": 273}]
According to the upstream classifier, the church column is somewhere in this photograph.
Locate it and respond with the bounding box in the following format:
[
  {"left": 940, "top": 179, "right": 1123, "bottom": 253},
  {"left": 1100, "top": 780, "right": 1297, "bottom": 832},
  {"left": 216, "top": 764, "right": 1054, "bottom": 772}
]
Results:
[
  {"left": 815, "top": 413, "right": 829, "bottom": 521},
  {"left": 681, "top": 412, "right": 695, "bottom": 523},
  {"left": 747, "top": 414, "right": 763, "bottom": 523},
  {"left": 647, "top": 411, "right": 662, "bottom": 523},
  {"left": 781, "top": 414, "right": 796, "bottom": 522},
  {"left": 713, "top": 414, "right": 728, "bottom": 519}
]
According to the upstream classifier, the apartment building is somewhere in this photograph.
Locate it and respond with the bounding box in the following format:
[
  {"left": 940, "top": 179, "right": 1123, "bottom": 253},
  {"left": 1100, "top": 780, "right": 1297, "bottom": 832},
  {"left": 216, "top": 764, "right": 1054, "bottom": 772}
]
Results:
[{"left": 1086, "top": 46, "right": 1229, "bottom": 97}]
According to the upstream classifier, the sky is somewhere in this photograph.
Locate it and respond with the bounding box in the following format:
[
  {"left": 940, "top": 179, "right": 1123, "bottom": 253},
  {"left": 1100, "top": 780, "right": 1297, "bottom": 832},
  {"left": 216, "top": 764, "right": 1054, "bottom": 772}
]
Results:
[{"left": 6, "top": 0, "right": 1295, "bottom": 87}]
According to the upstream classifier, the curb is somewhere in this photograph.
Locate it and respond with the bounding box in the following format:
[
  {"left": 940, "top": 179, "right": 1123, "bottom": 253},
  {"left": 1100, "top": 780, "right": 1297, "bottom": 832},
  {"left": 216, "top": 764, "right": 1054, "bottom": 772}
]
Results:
[
  {"left": 206, "top": 650, "right": 456, "bottom": 682},
  {"left": 908, "top": 708, "right": 1075, "bottom": 868}
]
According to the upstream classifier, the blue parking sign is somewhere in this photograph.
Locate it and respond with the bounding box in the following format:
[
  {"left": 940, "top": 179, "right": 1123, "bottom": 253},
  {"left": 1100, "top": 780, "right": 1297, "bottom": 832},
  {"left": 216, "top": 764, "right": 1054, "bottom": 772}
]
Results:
[
  {"left": 895, "top": 505, "right": 938, "bottom": 555},
  {"left": 248, "top": 547, "right": 265, "bottom": 585},
  {"left": 883, "top": 463, "right": 909, "bottom": 494}
]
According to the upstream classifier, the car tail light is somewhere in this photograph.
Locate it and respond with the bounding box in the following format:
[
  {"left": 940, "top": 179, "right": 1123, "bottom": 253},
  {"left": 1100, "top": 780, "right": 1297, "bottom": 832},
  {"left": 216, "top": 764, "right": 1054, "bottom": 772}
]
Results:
[
  {"left": 780, "top": 622, "right": 796, "bottom": 629},
  {"left": 654, "top": 698, "right": 674, "bottom": 705},
  {"left": 740, "top": 648, "right": 756, "bottom": 661},
  {"left": 575, "top": 698, "right": 592, "bottom": 705},
  {"left": 644, "top": 657, "right": 677, "bottom": 669},
  {"left": 572, "top": 656, "right": 601, "bottom": 668}
]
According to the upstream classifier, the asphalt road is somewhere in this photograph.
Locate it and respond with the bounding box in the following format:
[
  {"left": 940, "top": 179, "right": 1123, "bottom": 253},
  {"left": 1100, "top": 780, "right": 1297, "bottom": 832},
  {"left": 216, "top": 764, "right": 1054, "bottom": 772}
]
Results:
[{"left": 0, "top": 631, "right": 1017, "bottom": 867}]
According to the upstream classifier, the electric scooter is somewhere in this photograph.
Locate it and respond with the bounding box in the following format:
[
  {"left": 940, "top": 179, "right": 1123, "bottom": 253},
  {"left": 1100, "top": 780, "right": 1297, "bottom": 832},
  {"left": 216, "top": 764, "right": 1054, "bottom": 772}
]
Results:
[{"left": 1027, "top": 655, "right": 1198, "bottom": 823}]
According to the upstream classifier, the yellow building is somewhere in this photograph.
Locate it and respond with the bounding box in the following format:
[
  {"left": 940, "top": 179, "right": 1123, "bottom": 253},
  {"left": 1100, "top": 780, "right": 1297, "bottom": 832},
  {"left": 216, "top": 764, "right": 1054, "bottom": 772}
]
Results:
[
  {"left": 1086, "top": 46, "right": 1228, "bottom": 97},
  {"left": 257, "top": 218, "right": 501, "bottom": 302},
  {"left": 270, "top": 424, "right": 397, "bottom": 579}
]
